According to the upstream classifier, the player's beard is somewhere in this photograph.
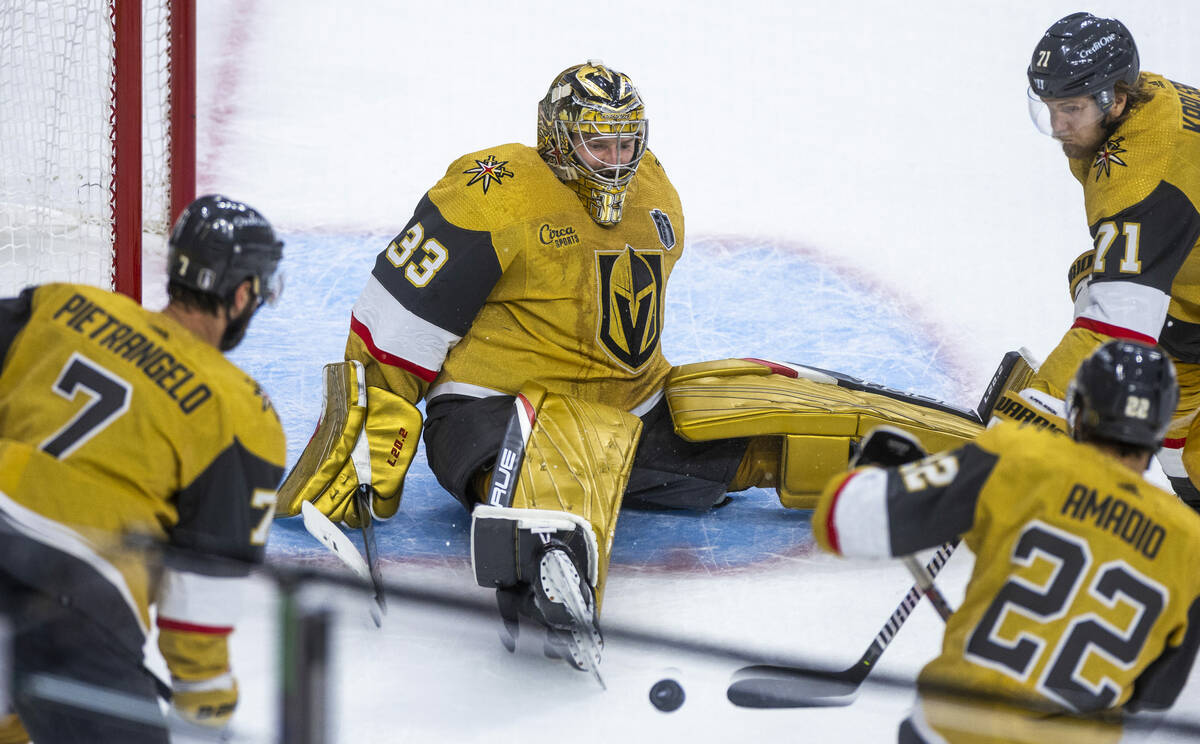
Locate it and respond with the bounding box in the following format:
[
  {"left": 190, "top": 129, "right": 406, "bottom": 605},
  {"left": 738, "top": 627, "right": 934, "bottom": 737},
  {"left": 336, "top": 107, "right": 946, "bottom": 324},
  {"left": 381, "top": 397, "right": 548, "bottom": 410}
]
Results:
[
  {"left": 1059, "top": 114, "right": 1116, "bottom": 160},
  {"left": 1061, "top": 140, "right": 1099, "bottom": 160},
  {"left": 219, "top": 299, "right": 258, "bottom": 351}
]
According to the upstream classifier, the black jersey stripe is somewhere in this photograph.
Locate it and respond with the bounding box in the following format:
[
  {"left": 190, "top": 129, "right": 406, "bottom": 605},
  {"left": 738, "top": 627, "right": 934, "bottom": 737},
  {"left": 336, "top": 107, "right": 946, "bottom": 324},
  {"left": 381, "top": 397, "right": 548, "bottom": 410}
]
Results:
[
  {"left": 0, "top": 506, "right": 147, "bottom": 656},
  {"left": 886, "top": 443, "right": 999, "bottom": 556},
  {"left": 370, "top": 194, "right": 502, "bottom": 336},
  {"left": 171, "top": 437, "right": 284, "bottom": 571}
]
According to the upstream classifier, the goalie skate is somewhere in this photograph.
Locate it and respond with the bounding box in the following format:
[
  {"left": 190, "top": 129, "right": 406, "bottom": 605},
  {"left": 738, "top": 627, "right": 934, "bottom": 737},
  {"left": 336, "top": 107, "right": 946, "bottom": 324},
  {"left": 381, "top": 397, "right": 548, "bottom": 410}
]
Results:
[{"left": 535, "top": 546, "right": 605, "bottom": 688}]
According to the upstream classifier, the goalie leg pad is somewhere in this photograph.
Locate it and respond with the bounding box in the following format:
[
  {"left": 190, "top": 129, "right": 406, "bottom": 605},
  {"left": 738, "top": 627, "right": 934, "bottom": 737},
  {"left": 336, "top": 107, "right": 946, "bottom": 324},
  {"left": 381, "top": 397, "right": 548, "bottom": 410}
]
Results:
[
  {"left": 976, "top": 348, "right": 1038, "bottom": 422},
  {"left": 665, "top": 359, "right": 982, "bottom": 509},
  {"left": 276, "top": 360, "right": 365, "bottom": 521},
  {"left": 472, "top": 390, "right": 640, "bottom": 605},
  {"left": 778, "top": 435, "right": 851, "bottom": 509}
]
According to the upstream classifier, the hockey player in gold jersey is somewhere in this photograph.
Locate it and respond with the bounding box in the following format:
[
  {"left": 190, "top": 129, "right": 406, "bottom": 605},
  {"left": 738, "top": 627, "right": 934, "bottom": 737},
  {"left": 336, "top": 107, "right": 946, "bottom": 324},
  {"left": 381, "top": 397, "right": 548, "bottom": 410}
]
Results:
[
  {"left": 277, "top": 60, "right": 985, "bottom": 675},
  {"left": 815, "top": 341, "right": 1200, "bottom": 743},
  {"left": 0, "top": 195, "right": 286, "bottom": 743},
  {"left": 1019, "top": 12, "right": 1200, "bottom": 514}
]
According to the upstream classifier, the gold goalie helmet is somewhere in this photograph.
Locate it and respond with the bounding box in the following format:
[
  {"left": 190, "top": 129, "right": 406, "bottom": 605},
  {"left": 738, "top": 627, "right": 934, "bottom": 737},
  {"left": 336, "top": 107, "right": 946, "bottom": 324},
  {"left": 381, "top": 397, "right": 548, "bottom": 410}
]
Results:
[{"left": 537, "top": 61, "right": 649, "bottom": 226}]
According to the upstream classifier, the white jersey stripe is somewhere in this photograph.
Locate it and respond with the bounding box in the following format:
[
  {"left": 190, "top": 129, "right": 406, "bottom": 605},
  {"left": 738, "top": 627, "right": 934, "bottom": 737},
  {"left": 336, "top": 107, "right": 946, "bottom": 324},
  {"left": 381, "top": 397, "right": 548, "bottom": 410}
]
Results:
[
  {"left": 1074, "top": 281, "right": 1169, "bottom": 341},
  {"left": 156, "top": 567, "right": 244, "bottom": 630},
  {"left": 830, "top": 467, "right": 893, "bottom": 558},
  {"left": 351, "top": 275, "right": 460, "bottom": 373}
]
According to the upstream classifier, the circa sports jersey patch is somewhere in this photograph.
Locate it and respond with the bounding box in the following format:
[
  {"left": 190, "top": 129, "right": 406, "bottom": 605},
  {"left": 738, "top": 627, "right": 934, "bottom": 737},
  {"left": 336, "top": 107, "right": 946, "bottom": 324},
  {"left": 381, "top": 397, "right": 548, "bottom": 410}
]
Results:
[
  {"left": 596, "top": 245, "right": 663, "bottom": 371},
  {"left": 1092, "top": 136, "right": 1129, "bottom": 180},
  {"left": 538, "top": 223, "right": 580, "bottom": 248},
  {"left": 463, "top": 155, "right": 515, "bottom": 193},
  {"left": 649, "top": 208, "right": 676, "bottom": 250}
]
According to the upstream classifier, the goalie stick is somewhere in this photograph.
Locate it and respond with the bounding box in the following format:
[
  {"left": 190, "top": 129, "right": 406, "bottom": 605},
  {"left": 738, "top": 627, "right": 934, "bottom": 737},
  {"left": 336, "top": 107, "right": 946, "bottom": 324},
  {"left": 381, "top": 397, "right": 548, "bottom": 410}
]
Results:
[
  {"left": 300, "top": 501, "right": 382, "bottom": 627},
  {"left": 354, "top": 484, "right": 387, "bottom": 622},
  {"left": 726, "top": 540, "right": 958, "bottom": 708}
]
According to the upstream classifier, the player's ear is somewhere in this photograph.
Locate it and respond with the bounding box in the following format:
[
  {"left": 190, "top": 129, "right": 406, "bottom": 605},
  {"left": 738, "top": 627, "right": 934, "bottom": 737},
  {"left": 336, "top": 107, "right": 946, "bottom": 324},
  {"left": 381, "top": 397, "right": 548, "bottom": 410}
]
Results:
[
  {"left": 1110, "top": 91, "right": 1128, "bottom": 119},
  {"left": 231, "top": 278, "right": 255, "bottom": 315}
]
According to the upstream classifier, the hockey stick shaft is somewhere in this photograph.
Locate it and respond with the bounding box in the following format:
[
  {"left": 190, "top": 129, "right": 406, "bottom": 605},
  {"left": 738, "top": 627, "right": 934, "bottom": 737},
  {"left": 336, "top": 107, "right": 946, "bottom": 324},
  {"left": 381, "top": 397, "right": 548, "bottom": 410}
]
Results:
[
  {"left": 354, "top": 485, "right": 387, "bottom": 621},
  {"left": 300, "top": 500, "right": 383, "bottom": 626},
  {"left": 857, "top": 540, "right": 958, "bottom": 664},
  {"left": 902, "top": 553, "right": 955, "bottom": 622}
]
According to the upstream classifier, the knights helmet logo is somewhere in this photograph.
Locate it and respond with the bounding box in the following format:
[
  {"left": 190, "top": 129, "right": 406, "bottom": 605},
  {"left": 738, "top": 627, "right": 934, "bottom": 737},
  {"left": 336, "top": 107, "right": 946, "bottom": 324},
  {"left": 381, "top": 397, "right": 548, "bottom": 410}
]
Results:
[{"left": 596, "top": 246, "right": 663, "bottom": 371}]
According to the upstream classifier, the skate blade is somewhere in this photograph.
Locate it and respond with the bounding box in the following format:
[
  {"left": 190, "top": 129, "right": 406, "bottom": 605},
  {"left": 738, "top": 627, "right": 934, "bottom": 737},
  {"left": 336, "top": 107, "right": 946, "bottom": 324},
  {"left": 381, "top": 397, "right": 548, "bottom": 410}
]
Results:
[{"left": 541, "top": 549, "right": 605, "bottom": 689}]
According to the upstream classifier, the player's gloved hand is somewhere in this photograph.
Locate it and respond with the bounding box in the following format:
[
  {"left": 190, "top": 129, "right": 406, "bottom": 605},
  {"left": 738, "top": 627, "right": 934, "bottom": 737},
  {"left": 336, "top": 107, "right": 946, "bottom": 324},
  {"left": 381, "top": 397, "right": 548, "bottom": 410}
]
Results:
[
  {"left": 1067, "top": 247, "right": 1095, "bottom": 302},
  {"left": 851, "top": 425, "right": 927, "bottom": 468},
  {"left": 170, "top": 676, "right": 238, "bottom": 729},
  {"left": 276, "top": 361, "right": 423, "bottom": 528}
]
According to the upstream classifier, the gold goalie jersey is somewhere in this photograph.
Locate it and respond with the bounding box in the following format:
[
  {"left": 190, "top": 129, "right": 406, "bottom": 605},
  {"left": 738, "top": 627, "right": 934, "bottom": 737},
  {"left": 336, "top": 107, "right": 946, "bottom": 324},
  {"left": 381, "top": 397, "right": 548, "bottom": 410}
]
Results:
[
  {"left": 1038, "top": 73, "right": 1200, "bottom": 393},
  {"left": 346, "top": 143, "right": 682, "bottom": 412},
  {"left": 0, "top": 283, "right": 285, "bottom": 656},
  {"left": 816, "top": 423, "right": 1200, "bottom": 742}
]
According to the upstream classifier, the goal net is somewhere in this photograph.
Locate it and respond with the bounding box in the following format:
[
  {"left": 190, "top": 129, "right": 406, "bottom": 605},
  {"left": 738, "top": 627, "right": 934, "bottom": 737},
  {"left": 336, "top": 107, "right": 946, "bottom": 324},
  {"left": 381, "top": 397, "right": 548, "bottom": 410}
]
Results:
[{"left": 0, "top": 0, "right": 194, "bottom": 303}]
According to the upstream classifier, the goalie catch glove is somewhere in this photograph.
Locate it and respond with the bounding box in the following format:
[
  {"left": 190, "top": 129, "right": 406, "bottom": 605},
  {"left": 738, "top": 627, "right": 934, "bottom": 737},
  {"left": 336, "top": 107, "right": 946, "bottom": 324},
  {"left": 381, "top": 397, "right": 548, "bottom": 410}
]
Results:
[
  {"left": 851, "top": 425, "right": 928, "bottom": 468},
  {"left": 276, "top": 361, "right": 423, "bottom": 528}
]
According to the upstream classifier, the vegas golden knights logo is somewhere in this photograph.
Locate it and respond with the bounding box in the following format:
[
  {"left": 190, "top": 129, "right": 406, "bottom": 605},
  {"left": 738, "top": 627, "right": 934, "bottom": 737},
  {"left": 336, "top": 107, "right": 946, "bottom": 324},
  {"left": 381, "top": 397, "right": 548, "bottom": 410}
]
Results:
[{"left": 596, "top": 246, "right": 663, "bottom": 371}]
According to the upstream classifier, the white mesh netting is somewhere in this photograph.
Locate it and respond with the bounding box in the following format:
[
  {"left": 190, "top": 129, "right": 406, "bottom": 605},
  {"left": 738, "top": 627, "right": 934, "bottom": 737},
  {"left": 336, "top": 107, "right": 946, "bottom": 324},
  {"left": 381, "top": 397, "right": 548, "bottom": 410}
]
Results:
[{"left": 0, "top": 0, "right": 174, "bottom": 298}]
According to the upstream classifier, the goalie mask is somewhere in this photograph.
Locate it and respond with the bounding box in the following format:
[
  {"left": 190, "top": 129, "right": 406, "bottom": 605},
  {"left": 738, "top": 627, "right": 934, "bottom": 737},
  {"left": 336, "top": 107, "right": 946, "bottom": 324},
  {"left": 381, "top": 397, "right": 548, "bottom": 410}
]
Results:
[{"left": 537, "top": 61, "right": 648, "bottom": 226}]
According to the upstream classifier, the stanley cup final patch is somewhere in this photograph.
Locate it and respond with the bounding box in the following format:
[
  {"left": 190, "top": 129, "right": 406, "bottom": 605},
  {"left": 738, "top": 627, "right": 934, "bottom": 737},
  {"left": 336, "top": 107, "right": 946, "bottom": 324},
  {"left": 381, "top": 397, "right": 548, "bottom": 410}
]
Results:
[{"left": 649, "top": 209, "right": 676, "bottom": 250}]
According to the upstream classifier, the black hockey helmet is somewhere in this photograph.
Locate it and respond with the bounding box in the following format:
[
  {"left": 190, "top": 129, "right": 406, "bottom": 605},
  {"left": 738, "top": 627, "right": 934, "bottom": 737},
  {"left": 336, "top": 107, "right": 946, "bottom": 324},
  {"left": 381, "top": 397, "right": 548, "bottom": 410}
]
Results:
[
  {"left": 1028, "top": 12, "right": 1139, "bottom": 110},
  {"left": 167, "top": 194, "right": 284, "bottom": 306},
  {"left": 1066, "top": 341, "right": 1178, "bottom": 451}
]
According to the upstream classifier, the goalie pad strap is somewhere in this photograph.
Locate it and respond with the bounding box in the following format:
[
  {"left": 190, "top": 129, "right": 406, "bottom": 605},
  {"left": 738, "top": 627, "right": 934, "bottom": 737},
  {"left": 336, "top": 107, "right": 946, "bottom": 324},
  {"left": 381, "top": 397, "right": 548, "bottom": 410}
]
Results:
[{"left": 471, "top": 505, "right": 600, "bottom": 588}]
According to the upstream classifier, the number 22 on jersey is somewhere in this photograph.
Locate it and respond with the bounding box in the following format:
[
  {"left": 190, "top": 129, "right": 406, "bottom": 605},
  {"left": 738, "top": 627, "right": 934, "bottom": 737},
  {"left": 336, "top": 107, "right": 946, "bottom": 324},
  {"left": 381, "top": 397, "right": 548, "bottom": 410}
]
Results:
[{"left": 965, "top": 519, "right": 1167, "bottom": 711}]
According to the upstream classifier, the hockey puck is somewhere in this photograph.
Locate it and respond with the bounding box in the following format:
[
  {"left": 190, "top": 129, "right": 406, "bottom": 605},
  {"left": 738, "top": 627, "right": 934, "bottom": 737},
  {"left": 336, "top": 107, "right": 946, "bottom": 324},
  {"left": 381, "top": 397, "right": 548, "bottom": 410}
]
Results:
[{"left": 649, "top": 678, "right": 685, "bottom": 712}]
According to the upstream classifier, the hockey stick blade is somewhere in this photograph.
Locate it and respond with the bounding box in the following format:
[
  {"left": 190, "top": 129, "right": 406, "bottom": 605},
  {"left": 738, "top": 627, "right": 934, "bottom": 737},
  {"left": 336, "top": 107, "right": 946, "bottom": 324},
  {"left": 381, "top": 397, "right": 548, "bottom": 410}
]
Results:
[
  {"left": 300, "top": 501, "right": 382, "bottom": 627},
  {"left": 355, "top": 484, "right": 388, "bottom": 622},
  {"left": 726, "top": 541, "right": 958, "bottom": 708},
  {"left": 727, "top": 663, "right": 867, "bottom": 708}
]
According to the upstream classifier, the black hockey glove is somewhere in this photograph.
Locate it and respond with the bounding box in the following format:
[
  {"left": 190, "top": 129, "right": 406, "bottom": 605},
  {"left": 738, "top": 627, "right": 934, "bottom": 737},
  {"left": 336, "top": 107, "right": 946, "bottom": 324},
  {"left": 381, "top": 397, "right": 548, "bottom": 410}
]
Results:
[{"left": 851, "top": 426, "right": 927, "bottom": 469}]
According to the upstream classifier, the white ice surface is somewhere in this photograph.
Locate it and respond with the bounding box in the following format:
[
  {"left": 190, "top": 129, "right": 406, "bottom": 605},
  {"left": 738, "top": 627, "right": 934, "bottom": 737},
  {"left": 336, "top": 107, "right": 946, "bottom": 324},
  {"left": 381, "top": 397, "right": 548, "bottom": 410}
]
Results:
[{"left": 165, "top": 1, "right": 1200, "bottom": 741}]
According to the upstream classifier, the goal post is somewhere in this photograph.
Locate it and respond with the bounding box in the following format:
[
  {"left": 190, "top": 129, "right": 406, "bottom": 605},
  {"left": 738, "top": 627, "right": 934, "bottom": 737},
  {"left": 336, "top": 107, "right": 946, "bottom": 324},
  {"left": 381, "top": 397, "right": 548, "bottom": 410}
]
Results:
[{"left": 0, "top": 0, "right": 195, "bottom": 303}]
